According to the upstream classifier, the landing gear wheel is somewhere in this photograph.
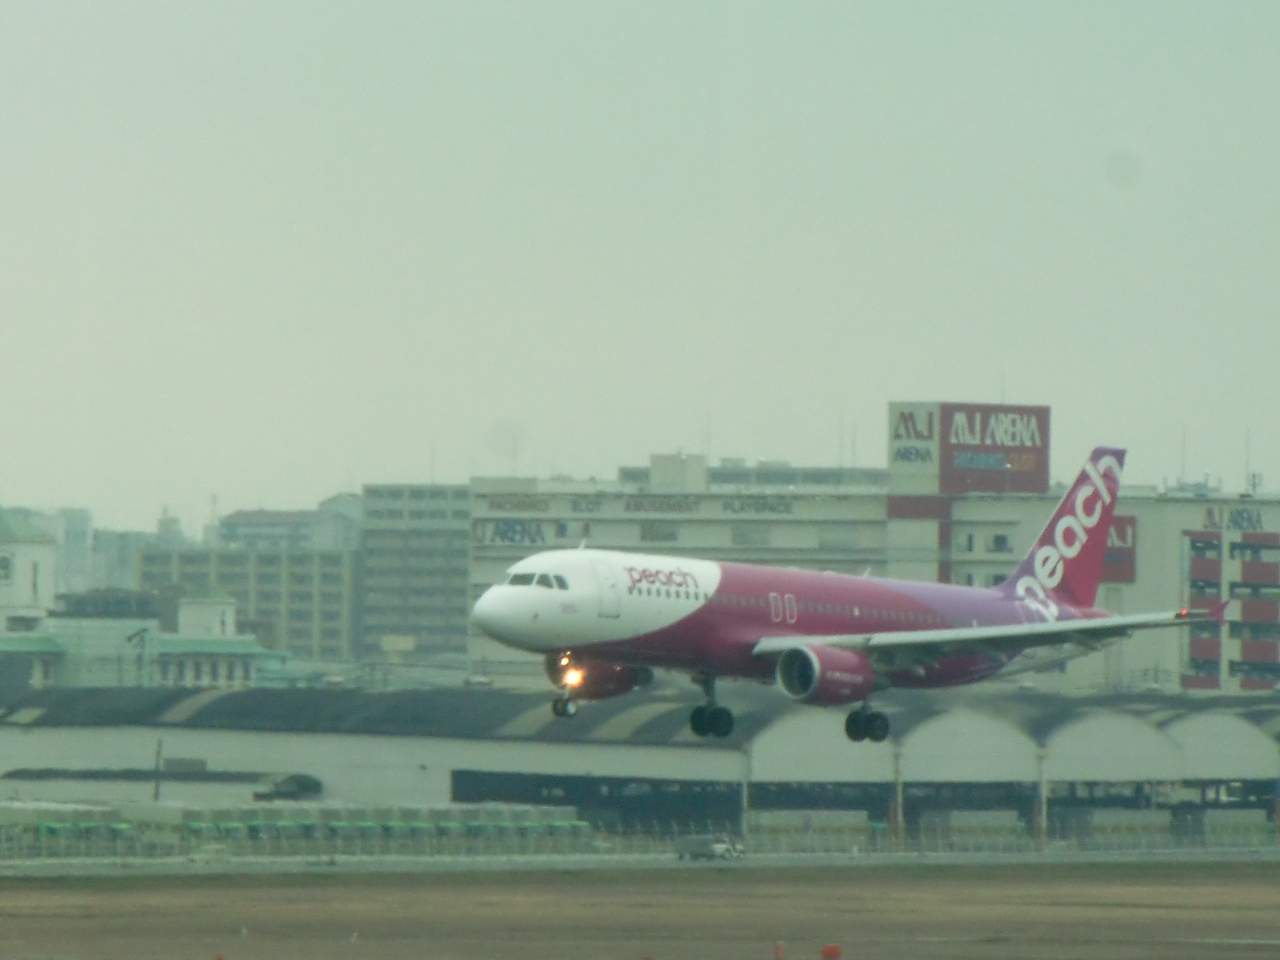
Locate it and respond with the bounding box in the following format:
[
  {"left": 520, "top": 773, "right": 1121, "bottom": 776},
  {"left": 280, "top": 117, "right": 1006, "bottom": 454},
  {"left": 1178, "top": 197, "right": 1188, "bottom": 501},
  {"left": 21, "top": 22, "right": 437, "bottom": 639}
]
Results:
[
  {"left": 844, "top": 710, "right": 868, "bottom": 742},
  {"left": 690, "top": 705, "right": 711, "bottom": 737},
  {"left": 551, "top": 697, "right": 578, "bottom": 718},
  {"left": 866, "top": 711, "right": 890, "bottom": 742},
  {"left": 709, "top": 706, "right": 734, "bottom": 738}
]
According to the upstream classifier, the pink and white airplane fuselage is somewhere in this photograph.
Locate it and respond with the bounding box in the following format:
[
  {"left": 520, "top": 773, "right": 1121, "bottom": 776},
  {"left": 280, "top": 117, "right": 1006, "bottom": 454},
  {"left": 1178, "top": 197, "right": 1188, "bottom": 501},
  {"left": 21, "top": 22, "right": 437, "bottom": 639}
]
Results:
[{"left": 470, "top": 447, "right": 1209, "bottom": 742}]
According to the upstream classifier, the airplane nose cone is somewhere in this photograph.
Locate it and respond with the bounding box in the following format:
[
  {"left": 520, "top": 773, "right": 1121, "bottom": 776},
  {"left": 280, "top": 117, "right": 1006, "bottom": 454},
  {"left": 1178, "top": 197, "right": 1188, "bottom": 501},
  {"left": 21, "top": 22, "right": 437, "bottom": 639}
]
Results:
[{"left": 470, "top": 587, "right": 508, "bottom": 641}]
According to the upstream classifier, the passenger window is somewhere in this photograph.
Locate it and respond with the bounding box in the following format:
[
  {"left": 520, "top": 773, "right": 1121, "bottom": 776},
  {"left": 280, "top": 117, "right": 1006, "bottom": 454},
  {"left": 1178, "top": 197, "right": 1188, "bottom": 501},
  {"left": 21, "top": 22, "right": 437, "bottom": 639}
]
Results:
[
  {"left": 553, "top": 575, "right": 569, "bottom": 590},
  {"left": 535, "top": 574, "right": 554, "bottom": 588},
  {"left": 508, "top": 573, "right": 535, "bottom": 586}
]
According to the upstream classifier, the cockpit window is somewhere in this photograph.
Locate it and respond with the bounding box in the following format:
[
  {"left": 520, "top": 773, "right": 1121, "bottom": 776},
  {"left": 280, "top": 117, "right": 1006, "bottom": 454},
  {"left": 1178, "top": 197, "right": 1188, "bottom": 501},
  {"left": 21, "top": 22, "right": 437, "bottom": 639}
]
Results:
[
  {"left": 553, "top": 575, "right": 569, "bottom": 590},
  {"left": 535, "top": 574, "right": 555, "bottom": 588},
  {"left": 507, "top": 573, "right": 535, "bottom": 586}
]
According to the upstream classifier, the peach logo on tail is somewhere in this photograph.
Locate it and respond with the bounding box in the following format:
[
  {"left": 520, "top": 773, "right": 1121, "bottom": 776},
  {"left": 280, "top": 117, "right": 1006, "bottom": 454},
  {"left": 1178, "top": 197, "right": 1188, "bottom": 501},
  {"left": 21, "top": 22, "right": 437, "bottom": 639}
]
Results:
[{"left": 1015, "top": 454, "right": 1122, "bottom": 620}]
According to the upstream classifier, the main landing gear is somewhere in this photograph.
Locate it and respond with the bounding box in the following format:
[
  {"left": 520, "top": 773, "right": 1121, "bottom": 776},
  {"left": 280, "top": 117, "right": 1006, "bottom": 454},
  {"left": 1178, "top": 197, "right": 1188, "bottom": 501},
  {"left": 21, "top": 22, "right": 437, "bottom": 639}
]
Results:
[
  {"left": 845, "top": 705, "right": 890, "bottom": 743},
  {"left": 689, "top": 674, "right": 734, "bottom": 738}
]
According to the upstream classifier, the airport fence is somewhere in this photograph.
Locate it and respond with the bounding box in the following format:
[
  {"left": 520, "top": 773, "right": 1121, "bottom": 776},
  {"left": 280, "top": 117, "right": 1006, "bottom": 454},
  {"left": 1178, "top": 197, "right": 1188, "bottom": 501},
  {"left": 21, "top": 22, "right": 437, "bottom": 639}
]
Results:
[{"left": 0, "top": 803, "right": 1275, "bottom": 863}]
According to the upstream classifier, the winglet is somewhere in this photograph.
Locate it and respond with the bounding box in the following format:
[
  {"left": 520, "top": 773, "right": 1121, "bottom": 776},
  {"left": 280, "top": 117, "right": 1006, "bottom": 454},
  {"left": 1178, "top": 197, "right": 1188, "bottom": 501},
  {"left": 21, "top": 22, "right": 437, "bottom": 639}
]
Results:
[{"left": 1175, "top": 600, "right": 1229, "bottom": 625}]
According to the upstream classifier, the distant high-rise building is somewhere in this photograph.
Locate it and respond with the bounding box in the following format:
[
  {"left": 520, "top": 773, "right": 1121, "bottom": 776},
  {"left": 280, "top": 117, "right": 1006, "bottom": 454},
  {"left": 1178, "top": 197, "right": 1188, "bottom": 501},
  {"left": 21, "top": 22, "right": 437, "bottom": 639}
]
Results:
[
  {"left": 90, "top": 529, "right": 157, "bottom": 590},
  {"left": 137, "top": 548, "right": 357, "bottom": 660},
  {"left": 156, "top": 509, "right": 189, "bottom": 548},
  {"left": 208, "top": 494, "right": 361, "bottom": 553},
  {"left": 359, "top": 484, "right": 470, "bottom": 657},
  {"left": 0, "top": 505, "right": 58, "bottom": 633},
  {"left": 8, "top": 508, "right": 93, "bottom": 594}
]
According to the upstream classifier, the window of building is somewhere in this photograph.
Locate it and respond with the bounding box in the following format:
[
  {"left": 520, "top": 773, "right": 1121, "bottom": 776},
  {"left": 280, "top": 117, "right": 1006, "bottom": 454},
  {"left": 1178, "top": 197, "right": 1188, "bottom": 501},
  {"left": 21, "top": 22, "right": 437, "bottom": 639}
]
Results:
[
  {"left": 731, "top": 524, "right": 770, "bottom": 547},
  {"left": 640, "top": 521, "right": 679, "bottom": 543}
]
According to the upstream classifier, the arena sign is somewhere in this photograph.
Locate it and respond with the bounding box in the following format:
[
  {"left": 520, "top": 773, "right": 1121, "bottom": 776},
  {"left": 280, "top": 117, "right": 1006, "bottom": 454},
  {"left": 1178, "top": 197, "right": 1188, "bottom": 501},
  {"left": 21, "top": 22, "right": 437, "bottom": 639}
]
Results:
[
  {"left": 887, "top": 402, "right": 941, "bottom": 478},
  {"left": 939, "top": 403, "right": 1050, "bottom": 494},
  {"left": 1101, "top": 515, "right": 1137, "bottom": 583}
]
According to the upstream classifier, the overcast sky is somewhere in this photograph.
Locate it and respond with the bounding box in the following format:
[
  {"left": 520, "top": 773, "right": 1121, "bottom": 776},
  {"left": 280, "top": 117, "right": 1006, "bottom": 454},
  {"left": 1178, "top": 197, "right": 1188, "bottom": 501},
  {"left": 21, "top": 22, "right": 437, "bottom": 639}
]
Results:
[{"left": 2, "top": 2, "right": 1277, "bottom": 530}]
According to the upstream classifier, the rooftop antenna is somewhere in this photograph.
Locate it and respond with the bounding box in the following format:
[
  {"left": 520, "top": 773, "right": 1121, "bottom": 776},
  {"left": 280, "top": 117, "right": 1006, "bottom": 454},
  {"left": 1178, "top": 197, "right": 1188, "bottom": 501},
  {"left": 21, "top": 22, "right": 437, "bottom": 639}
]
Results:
[
  {"left": 1180, "top": 422, "right": 1187, "bottom": 484},
  {"left": 1245, "top": 426, "right": 1251, "bottom": 492}
]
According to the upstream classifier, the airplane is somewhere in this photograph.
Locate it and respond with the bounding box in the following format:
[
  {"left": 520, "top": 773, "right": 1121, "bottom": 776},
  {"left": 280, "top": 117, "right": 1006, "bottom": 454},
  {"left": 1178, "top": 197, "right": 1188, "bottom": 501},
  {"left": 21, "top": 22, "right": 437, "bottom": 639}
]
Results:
[{"left": 469, "top": 447, "right": 1219, "bottom": 743}]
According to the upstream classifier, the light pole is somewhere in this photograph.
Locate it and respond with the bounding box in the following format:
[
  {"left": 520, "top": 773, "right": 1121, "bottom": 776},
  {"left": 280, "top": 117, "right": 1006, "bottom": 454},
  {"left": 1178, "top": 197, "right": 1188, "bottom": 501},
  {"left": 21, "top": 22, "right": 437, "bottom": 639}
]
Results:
[{"left": 126, "top": 628, "right": 149, "bottom": 687}]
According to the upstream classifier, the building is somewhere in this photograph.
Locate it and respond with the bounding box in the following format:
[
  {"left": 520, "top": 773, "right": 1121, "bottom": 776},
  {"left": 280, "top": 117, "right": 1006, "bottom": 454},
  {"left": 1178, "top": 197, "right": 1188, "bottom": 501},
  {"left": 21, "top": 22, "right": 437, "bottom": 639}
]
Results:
[
  {"left": 466, "top": 402, "right": 1280, "bottom": 697},
  {"left": 0, "top": 592, "right": 276, "bottom": 694},
  {"left": 91, "top": 530, "right": 158, "bottom": 590},
  {"left": 137, "top": 548, "right": 357, "bottom": 661},
  {"left": 0, "top": 507, "right": 58, "bottom": 633},
  {"left": 0, "top": 684, "right": 1277, "bottom": 843},
  {"left": 359, "top": 484, "right": 471, "bottom": 658},
  {"left": 7, "top": 507, "right": 92, "bottom": 595},
  {"left": 212, "top": 495, "right": 360, "bottom": 552}
]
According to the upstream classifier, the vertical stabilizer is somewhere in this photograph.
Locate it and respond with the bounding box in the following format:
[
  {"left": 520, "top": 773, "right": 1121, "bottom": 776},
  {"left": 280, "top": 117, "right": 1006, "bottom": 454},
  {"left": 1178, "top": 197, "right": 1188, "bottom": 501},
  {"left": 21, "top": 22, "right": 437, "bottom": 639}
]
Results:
[{"left": 999, "top": 447, "right": 1125, "bottom": 612}]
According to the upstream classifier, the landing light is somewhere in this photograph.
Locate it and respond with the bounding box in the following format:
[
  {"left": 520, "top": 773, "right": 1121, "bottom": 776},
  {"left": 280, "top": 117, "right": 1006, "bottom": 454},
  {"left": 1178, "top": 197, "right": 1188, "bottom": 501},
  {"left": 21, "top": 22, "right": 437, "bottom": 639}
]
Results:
[
  {"left": 563, "top": 667, "right": 584, "bottom": 688},
  {"left": 559, "top": 654, "right": 571, "bottom": 667}
]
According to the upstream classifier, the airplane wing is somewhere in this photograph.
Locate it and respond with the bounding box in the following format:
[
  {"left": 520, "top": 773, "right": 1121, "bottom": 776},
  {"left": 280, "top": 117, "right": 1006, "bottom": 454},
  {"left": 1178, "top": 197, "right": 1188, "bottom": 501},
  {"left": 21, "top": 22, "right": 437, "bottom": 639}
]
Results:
[{"left": 752, "top": 606, "right": 1219, "bottom": 659}]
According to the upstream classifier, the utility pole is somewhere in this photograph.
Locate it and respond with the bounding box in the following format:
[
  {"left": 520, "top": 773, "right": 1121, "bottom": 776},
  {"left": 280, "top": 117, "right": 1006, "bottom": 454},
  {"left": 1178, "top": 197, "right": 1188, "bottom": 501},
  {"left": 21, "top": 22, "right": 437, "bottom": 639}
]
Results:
[{"left": 153, "top": 739, "right": 164, "bottom": 802}]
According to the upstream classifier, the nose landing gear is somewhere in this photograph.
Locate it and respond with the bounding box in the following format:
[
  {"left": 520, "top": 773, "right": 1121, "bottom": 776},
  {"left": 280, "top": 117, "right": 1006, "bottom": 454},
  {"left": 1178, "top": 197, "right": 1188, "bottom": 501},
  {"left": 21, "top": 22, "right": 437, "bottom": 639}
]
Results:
[
  {"left": 845, "top": 705, "right": 890, "bottom": 743},
  {"left": 551, "top": 696, "right": 578, "bottom": 718},
  {"left": 689, "top": 674, "right": 734, "bottom": 738}
]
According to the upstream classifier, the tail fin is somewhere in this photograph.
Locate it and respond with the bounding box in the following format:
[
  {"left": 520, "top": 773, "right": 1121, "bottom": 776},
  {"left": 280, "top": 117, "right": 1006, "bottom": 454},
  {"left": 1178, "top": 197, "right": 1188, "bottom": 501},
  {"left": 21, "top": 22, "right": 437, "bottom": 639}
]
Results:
[{"left": 999, "top": 447, "right": 1125, "bottom": 610}]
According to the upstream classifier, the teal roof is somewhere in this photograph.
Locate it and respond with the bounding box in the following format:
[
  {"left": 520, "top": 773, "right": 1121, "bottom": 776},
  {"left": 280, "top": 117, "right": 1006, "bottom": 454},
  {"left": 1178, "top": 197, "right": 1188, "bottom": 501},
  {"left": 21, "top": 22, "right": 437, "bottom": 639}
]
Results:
[
  {"left": 0, "top": 634, "right": 64, "bottom": 655},
  {"left": 152, "top": 637, "right": 274, "bottom": 657}
]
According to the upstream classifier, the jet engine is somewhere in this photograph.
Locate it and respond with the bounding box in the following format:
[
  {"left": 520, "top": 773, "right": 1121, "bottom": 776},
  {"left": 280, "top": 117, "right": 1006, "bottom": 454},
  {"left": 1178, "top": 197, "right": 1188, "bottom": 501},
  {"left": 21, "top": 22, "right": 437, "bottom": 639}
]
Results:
[
  {"left": 545, "top": 655, "right": 654, "bottom": 701},
  {"left": 776, "top": 645, "right": 874, "bottom": 706}
]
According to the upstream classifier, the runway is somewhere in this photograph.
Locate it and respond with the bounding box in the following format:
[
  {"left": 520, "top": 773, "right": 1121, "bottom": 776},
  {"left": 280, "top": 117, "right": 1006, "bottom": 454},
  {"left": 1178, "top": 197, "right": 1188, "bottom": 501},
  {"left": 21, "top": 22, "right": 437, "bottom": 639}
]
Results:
[{"left": 1, "top": 861, "right": 1278, "bottom": 959}]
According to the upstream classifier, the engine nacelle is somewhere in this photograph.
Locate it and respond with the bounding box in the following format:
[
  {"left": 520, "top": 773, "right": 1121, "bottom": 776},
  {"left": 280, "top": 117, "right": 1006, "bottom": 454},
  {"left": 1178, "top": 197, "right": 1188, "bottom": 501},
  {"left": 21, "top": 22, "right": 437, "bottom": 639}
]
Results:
[
  {"left": 545, "top": 655, "right": 654, "bottom": 701},
  {"left": 776, "top": 645, "right": 874, "bottom": 706}
]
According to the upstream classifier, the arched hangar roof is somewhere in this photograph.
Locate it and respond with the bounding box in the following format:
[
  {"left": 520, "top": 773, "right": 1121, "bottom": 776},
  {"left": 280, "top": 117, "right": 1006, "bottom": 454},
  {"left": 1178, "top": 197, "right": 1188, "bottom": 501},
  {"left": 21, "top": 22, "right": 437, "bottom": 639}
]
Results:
[{"left": 0, "top": 686, "right": 1278, "bottom": 784}]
